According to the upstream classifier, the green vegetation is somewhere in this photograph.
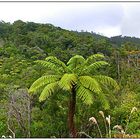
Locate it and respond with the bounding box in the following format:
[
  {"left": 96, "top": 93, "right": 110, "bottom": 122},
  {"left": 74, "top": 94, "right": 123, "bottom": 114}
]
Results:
[
  {"left": 29, "top": 54, "right": 119, "bottom": 137},
  {"left": 0, "top": 20, "right": 140, "bottom": 138}
]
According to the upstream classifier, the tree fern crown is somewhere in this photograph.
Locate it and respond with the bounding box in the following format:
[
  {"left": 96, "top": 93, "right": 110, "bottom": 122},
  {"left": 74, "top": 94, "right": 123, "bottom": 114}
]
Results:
[{"left": 29, "top": 54, "right": 119, "bottom": 105}]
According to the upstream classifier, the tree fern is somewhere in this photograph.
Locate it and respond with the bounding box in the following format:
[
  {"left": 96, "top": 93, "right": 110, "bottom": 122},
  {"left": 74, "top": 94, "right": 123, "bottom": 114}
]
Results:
[
  {"left": 39, "top": 82, "right": 58, "bottom": 102},
  {"left": 59, "top": 73, "right": 77, "bottom": 91},
  {"left": 35, "top": 60, "right": 63, "bottom": 74},
  {"left": 29, "top": 75, "right": 60, "bottom": 93},
  {"left": 45, "top": 56, "right": 69, "bottom": 73},
  {"left": 86, "top": 53, "right": 105, "bottom": 64},
  {"left": 79, "top": 76, "right": 102, "bottom": 94},
  {"left": 76, "top": 84, "right": 93, "bottom": 105},
  {"left": 93, "top": 75, "right": 120, "bottom": 91},
  {"left": 82, "top": 61, "right": 109, "bottom": 75},
  {"left": 97, "top": 91, "right": 110, "bottom": 109},
  {"left": 67, "top": 55, "right": 85, "bottom": 71},
  {"left": 29, "top": 54, "right": 119, "bottom": 138}
]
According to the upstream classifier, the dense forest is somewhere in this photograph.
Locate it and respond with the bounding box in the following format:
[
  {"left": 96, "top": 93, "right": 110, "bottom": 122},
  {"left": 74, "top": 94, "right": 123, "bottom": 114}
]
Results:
[{"left": 0, "top": 20, "right": 140, "bottom": 138}]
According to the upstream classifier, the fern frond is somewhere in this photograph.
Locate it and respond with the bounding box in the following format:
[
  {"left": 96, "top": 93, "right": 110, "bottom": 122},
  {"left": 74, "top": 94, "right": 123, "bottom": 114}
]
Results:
[
  {"left": 45, "top": 56, "right": 68, "bottom": 73},
  {"left": 76, "top": 84, "right": 93, "bottom": 105},
  {"left": 67, "top": 55, "right": 85, "bottom": 70},
  {"left": 59, "top": 73, "right": 77, "bottom": 91},
  {"left": 79, "top": 76, "right": 102, "bottom": 94},
  {"left": 93, "top": 75, "right": 120, "bottom": 91},
  {"left": 86, "top": 54, "right": 105, "bottom": 64},
  {"left": 29, "top": 75, "right": 60, "bottom": 93},
  {"left": 82, "top": 61, "right": 109, "bottom": 74},
  {"left": 35, "top": 60, "right": 63, "bottom": 74},
  {"left": 39, "top": 82, "right": 58, "bottom": 102},
  {"left": 97, "top": 92, "right": 110, "bottom": 109}
]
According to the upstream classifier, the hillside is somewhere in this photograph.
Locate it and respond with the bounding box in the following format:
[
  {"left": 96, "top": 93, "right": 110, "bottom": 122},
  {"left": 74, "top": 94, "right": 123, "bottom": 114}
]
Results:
[{"left": 0, "top": 20, "right": 140, "bottom": 138}]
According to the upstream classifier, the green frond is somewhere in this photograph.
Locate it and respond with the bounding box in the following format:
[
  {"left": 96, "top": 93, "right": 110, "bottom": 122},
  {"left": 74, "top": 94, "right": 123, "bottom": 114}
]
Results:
[
  {"left": 86, "top": 54, "right": 105, "bottom": 64},
  {"left": 35, "top": 60, "right": 62, "bottom": 74},
  {"left": 45, "top": 56, "right": 68, "bottom": 73},
  {"left": 67, "top": 55, "right": 85, "bottom": 70},
  {"left": 59, "top": 73, "right": 77, "bottom": 91},
  {"left": 97, "top": 92, "right": 110, "bottom": 110},
  {"left": 39, "top": 82, "right": 58, "bottom": 102},
  {"left": 76, "top": 85, "right": 93, "bottom": 105},
  {"left": 93, "top": 75, "right": 120, "bottom": 91},
  {"left": 79, "top": 76, "right": 102, "bottom": 94},
  {"left": 29, "top": 75, "right": 60, "bottom": 94},
  {"left": 82, "top": 61, "right": 109, "bottom": 74}
]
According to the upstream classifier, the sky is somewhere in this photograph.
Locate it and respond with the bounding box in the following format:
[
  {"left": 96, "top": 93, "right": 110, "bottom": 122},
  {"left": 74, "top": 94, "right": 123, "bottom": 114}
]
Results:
[{"left": 0, "top": 2, "right": 140, "bottom": 38}]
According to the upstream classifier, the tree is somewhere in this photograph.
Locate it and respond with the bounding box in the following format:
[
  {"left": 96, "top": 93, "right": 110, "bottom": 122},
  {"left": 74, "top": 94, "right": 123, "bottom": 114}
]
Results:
[
  {"left": 29, "top": 54, "right": 119, "bottom": 138},
  {"left": 7, "top": 88, "right": 31, "bottom": 138}
]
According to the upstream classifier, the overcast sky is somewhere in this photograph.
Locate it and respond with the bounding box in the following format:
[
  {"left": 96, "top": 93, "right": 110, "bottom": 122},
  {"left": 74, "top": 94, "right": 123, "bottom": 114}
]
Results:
[{"left": 0, "top": 2, "right": 140, "bottom": 38}]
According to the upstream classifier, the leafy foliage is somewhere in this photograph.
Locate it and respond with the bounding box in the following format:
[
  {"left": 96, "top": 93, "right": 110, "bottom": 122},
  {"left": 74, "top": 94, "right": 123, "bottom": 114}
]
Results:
[
  {"left": 0, "top": 20, "right": 139, "bottom": 138},
  {"left": 29, "top": 55, "right": 118, "bottom": 106}
]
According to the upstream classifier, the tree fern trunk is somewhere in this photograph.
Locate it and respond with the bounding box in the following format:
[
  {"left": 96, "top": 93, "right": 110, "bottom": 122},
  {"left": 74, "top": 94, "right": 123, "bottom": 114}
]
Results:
[{"left": 68, "top": 87, "right": 77, "bottom": 138}]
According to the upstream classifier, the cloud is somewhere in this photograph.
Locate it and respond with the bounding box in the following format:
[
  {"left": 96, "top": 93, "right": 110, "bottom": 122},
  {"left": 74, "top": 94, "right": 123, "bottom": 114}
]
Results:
[
  {"left": 121, "top": 3, "right": 140, "bottom": 37},
  {"left": 43, "top": 3, "right": 123, "bottom": 26},
  {"left": 0, "top": 2, "right": 139, "bottom": 37},
  {"left": 94, "top": 25, "right": 122, "bottom": 37},
  {"left": 0, "top": 3, "right": 54, "bottom": 22},
  {"left": 41, "top": 3, "right": 124, "bottom": 37}
]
